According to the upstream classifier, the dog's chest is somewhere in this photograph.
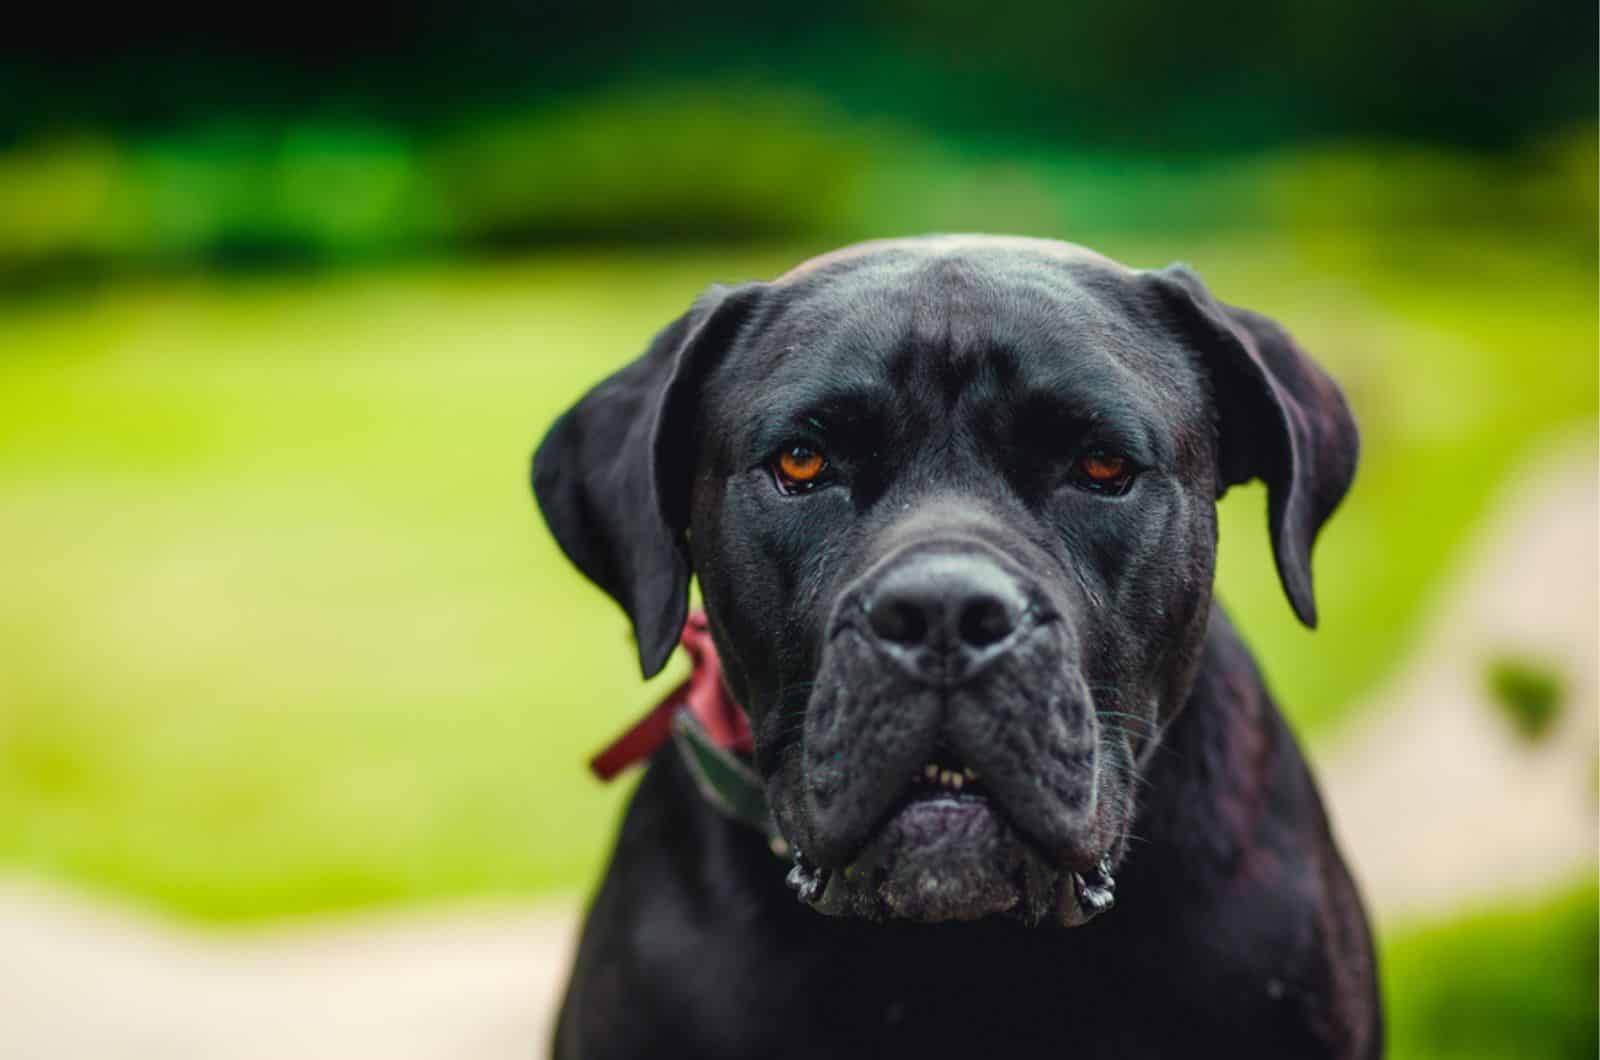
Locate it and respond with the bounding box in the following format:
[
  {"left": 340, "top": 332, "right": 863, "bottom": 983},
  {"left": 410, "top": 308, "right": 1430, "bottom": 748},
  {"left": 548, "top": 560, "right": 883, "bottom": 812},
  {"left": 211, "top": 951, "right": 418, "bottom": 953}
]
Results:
[{"left": 652, "top": 915, "right": 1329, "bottom": 1059}]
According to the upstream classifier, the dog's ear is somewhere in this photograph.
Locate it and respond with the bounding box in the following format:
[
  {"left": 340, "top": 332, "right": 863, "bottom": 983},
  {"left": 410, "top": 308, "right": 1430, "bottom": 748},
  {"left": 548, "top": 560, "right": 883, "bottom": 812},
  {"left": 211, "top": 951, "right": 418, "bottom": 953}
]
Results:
[
  {"left": 1148, "top": 264, "right": 1359, "bottom": 629},
  {"left": 533, "top": 283, "right": 764, "bottom": 677}
]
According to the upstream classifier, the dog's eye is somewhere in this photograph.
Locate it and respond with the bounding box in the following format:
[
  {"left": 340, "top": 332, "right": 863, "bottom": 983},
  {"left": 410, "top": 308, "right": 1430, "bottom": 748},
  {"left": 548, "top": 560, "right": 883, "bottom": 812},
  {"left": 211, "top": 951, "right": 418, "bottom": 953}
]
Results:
[
  {"left": 1069, "top": 450, "right": 1135, "bottom": 495},
  {"left": 774, "top": 445, "right": 829, "bottom": 493}
]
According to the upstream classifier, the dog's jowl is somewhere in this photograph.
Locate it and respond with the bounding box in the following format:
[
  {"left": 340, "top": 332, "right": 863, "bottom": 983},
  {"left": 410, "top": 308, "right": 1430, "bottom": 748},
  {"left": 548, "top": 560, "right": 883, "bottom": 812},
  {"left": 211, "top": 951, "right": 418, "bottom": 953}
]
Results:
[{"left": 533, "top": 236, "right": 1381, "bottom": 1058}]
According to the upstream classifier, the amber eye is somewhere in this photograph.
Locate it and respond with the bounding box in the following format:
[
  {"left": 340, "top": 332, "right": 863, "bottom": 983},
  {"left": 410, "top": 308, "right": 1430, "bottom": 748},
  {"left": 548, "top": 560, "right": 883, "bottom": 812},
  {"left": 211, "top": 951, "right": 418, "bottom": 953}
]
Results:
[
  {"left": 1070, "top": 450, "right": 1134, "bottom": 494},
  {"left": 775, "top": 445, "right": 829, "bottom": 492}
]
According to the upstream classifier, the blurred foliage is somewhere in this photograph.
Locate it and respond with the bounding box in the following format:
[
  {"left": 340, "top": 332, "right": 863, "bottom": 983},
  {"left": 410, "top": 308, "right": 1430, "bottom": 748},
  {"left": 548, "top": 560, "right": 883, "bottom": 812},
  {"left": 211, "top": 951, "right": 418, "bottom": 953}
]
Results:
[
  {"left": 1484, "top": 654, "right": 1568, "bottom": 742},
  {"left": 1384, "top": 879, "right": 1598, "bottom": 1060},
  {"left": 0, "top": 91, "right": 1593, "bottom": 288}
]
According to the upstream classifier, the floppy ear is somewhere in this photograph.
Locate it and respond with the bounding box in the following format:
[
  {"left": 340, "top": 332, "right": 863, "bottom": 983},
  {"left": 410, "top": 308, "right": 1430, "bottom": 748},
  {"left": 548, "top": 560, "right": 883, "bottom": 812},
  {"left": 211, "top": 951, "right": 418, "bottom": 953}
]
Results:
[
  {"left": 1149, "top": 264, "right": 1359, "bottom": 629},
  {"left": 532, "top": 283, "right": 763, "bottom": 677}
]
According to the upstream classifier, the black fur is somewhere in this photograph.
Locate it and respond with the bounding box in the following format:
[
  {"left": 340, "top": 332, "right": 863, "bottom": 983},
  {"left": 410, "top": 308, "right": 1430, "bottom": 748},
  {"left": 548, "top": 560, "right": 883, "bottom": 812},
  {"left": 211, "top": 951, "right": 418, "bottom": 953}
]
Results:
[{"left": 534, "top": 236, "right": 1380, "bottom": 1058}]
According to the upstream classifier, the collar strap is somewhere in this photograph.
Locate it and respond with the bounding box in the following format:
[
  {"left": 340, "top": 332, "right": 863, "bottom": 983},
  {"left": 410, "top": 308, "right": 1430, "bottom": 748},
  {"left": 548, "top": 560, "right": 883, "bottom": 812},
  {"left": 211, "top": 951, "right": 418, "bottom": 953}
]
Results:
[{"left": 589, "top": 612, "right": 785, "bottom": 852}]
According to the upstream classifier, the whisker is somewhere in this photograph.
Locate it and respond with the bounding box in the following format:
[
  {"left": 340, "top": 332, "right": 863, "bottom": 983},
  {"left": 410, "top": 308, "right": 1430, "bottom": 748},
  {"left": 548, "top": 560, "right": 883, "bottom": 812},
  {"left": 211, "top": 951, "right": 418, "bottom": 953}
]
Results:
[{"left": 1095, "top": 712, "right": 1159, "bottom": 734}]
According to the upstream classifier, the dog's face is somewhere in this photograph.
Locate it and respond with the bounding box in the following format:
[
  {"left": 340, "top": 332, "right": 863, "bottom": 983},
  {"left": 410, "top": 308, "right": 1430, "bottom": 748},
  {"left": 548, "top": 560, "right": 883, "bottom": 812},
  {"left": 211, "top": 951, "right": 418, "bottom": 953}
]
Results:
[{"left": 535, "top": 236, "right": 1356, "bottom": 927}]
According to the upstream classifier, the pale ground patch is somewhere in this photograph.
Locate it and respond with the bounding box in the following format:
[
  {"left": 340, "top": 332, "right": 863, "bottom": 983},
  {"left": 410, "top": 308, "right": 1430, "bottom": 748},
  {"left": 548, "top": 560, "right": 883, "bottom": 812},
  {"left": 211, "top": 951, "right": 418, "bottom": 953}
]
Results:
[
  {"left": 0, "top": 441, "right": 1593, "bottom": 1060},
  {"left": 1317, "top": 437, "right": 1598, "bottom": 922},
  {"left": 0, "top": 888, "right": 581, "bottom": 1060}
]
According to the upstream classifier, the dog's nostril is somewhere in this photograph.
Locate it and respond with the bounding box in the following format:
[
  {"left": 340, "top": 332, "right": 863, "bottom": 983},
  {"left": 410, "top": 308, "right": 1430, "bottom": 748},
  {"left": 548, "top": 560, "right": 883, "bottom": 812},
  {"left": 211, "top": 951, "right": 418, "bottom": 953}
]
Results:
[
  {"left": 958, "top": 595, "right": 1014, "bottom": 647},
  {"left": 869, "top": 598, "right": 929, "bottom": 646}
]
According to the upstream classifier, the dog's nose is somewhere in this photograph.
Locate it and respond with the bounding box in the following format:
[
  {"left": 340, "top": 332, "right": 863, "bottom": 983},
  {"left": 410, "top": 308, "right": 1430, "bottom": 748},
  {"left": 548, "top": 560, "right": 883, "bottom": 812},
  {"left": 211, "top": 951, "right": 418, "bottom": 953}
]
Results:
[{"left": 865, "top": 552, "right": 1027, "bottom": 683}]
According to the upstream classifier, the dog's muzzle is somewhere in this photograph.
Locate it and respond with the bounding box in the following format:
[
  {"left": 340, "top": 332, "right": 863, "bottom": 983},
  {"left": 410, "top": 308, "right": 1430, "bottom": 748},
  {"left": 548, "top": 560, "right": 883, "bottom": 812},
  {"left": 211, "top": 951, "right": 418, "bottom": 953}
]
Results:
[{"left": 789, "top": 544, "right": 1111, "bottom": 926}]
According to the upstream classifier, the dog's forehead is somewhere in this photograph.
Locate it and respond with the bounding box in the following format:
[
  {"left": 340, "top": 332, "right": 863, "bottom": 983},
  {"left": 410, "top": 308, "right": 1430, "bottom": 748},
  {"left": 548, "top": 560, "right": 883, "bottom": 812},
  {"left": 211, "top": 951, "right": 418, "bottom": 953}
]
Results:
[{"left": 730, "top": 237, "right": 1190, "bottom": 403}]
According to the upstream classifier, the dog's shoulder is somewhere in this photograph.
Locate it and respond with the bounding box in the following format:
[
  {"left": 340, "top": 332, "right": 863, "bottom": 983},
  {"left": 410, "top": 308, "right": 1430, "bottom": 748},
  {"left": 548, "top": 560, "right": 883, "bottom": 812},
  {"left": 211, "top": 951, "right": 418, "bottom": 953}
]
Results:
[
  {"left": 1126, "top": 605, "right": 1382, "bottom": 1058},
  {"left": 553, "top": 752, "right": 812, "bottom": 1058}
]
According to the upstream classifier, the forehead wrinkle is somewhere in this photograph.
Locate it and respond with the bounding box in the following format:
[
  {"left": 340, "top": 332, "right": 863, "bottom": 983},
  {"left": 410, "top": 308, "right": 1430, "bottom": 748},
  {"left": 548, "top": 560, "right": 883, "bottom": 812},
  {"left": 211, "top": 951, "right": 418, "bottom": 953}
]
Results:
[
  {"left": 735, "top": 355, "right": 895, "bottom": 448},
  {"left": 1003, "top": 271, "right": 1196, "bottom": 395}
]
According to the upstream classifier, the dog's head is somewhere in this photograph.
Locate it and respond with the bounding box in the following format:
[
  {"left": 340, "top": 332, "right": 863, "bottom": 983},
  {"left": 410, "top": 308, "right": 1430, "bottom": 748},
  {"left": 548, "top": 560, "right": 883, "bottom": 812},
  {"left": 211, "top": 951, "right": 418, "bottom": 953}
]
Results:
[{"left": 534, "top": 236, "right": 1357, "bottom": 926}]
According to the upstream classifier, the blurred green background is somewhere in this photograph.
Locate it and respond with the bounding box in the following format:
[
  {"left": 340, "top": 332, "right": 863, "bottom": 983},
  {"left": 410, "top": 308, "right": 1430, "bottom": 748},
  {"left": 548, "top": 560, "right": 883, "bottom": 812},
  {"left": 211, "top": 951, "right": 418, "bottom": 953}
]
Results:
[{"left": 0, "top": 5, "right": 1595, "bottom": 1056}]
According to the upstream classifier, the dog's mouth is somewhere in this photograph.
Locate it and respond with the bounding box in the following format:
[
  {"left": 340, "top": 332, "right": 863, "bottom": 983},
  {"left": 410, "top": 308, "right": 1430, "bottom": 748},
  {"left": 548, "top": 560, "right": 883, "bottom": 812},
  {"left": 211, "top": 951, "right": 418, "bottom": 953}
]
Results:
[
  {"left": 787, "top": 745, "right": 1116, "bottom": 927},
  {"left": 785, "top": 611, "right": 1121, "bottom": 928}
]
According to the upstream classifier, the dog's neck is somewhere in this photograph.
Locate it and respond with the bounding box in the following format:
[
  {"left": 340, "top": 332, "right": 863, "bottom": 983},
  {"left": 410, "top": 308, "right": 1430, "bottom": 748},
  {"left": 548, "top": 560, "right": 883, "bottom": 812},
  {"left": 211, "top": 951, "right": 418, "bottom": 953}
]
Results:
[{"left": 1121, "top": 605, "right": 1289, "bottom": 884}]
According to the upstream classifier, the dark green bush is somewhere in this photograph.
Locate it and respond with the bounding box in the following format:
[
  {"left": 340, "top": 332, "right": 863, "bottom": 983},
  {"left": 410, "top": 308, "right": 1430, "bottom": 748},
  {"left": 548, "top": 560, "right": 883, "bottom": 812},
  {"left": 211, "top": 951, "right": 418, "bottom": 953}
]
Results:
[{"left": 1485, "top": 654, "right": 1569, "bottom": 742}]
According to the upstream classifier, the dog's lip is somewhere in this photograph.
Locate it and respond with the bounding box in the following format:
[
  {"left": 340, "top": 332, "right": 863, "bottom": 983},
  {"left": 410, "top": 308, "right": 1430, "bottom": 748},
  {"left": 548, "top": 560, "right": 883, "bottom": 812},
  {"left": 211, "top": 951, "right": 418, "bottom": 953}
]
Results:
[
  {"left": 805, "top": 784, "right": 998, "bottom": 875},
  {"left": 801, "top": 716, "right": 1098, "bottom": 876},
  {"left": 850, "top": 757, "right": 998, "bottom": 858},
  {"left": 851, "top": 745, "right": 1085, "bottom": 870},
  {"left": 790, "top": 790, "right": 1118, "bottom": 925}
]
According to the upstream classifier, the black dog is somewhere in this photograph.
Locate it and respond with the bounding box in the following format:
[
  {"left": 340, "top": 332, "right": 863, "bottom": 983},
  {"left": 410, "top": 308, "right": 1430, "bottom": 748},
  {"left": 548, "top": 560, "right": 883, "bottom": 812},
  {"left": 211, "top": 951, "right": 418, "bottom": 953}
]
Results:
[{"left": 534, "top": 236, "right": 1380, "bottom": 1058}]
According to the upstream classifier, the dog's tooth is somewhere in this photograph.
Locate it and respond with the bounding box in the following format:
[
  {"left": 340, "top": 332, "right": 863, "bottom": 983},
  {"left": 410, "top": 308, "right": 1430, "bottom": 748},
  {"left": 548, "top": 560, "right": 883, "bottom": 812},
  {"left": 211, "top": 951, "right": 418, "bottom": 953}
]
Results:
[
  {"left": 939, "top": 770, "right": 956, "bottom": 787},
  {"left": 950, "top": 773, "right": 964, "bottom": 790},
  {"left": 924, "top": 764, "right": 939, "bottom": 781},
  {"left": 963, "top": 767, "right": 977, "bottom": 781}
]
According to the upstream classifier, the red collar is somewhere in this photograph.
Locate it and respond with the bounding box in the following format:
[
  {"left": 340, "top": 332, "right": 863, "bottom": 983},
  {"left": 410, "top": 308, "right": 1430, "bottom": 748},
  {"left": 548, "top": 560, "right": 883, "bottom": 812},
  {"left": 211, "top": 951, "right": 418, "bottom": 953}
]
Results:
[{"left": 589, "top": 611, "right": 753, "bottom": 780}]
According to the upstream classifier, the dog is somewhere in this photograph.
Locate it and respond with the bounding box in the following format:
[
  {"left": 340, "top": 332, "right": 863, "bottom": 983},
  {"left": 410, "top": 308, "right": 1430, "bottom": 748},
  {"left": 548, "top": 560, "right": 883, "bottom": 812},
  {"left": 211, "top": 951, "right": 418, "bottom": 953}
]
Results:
[{"left": 533, "top": 236, "right": 1381, "bottom": 1058}]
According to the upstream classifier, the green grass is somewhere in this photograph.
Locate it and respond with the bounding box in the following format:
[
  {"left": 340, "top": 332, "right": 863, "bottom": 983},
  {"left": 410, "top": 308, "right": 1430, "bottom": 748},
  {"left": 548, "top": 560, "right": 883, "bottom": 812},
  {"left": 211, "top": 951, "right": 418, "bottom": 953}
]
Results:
[
  {"left": 0, "top": 227, "right": 1593, "bottom": 920},
  {"left": 1384, "top": 879, "right": 1598, "bottom": 1060}
]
